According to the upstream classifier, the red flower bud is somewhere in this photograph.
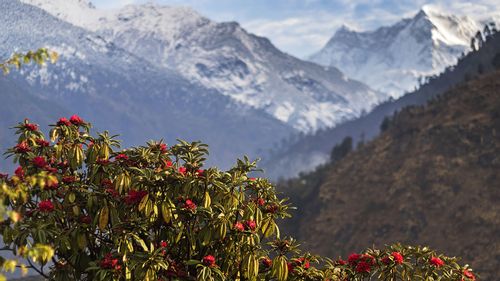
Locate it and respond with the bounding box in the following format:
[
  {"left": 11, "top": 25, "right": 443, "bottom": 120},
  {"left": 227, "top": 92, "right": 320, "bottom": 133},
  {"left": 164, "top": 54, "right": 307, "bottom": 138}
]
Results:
[
  {"left": 24, "top": 123, "right": 38, "bottom": 131},
  {"left": 38, "top": 200, "right": 55, "bottom": 212},
  {"left": 15, "top": 141, "right": 31, "bottom": 153},
  {"left": 355, "top": 261, "right": 372, "bottom": 273},
  {"left": 233, "top": 222, "right": 245, "bottom": 232},
  {"left": 429, "top": 256, "right": 445, "bottom": 267},
  {"left": 202, "top": 255, "right": 216, "bottom": 267},
  {"left": 62, "top": 176, "right": 77, "bottom": 184},
  {"left": 35, "top": 139, "right": 50, "bottom": 147},
  {"left": 124, "top": 190, "right": 148, "bottom": 205},
  {"left": 183, "top": 199, "right": 197, "bottom": 211},
  {"left": 262, "top": 257, "right": 272, "bottom": 268},
  {"left": 57, "top": 117, "right": 72, "bottom": 126},
  {"left": 115, "top": 154, "right": 129, "bottom": 161},
  {"left": 32, "top": 156, "right": 47, "bottom": 168},
  {"left": 159, "top": 143, "right": 168, "bottom": 153},
  {"left": 245, "top": 220, "right": 257, "bottom": 231},
  {"left": 335, "top": 259, "right": 347, "bottom": 266},
  {"left": 100, "top": 253, "right": 120, "bottom": 270},
  {"left": 14, "top": 166, "right": 25, "bottom": 179},
  {"left": 178, "top": 166, "right": 187, "bottom": 175},
  {"left": 391, "top": 252, "right": 404, "bottom": 264},
  {"left": 69, "top": 114, "right": 84, "bottom": 125},
  {"left": 463, "top": 269, "right": 476, "bottom": 280},
  {"left": 257, "top": 198, "right": 265, "bottom": 206},
  {"left": 160, "top": 241, "right": 168, "bottom": 248}
]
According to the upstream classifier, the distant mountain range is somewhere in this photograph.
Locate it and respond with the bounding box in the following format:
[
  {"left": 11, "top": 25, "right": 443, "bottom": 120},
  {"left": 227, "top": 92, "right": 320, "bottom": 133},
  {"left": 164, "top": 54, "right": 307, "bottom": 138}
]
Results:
[
  {"left": 264, "top": 29, "right": 500, "bottom": 179},
  {"left": 19, "top": 0, "right": 384, "bottom": 133},
  {"left": 310, "top": 5, "right": 497, "bottom": 98}
]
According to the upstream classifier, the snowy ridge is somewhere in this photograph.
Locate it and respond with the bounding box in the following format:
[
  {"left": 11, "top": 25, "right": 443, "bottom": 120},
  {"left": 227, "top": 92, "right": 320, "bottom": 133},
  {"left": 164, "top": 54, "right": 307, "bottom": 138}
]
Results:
[
  {"left": 1, "top": 0, "right": 295, "bottom": 169},
  {"left": 310, "top": 5, "right": 485, "bottom": 98},
  {"left": 21, "top": 0, "right": 386, "bottom": 133}
]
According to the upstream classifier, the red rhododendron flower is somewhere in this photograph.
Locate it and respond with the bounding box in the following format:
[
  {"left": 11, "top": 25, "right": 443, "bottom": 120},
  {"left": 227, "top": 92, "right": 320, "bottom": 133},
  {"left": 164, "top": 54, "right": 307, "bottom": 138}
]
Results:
[
  {"left": 57, "top": 117, "right": 72, "bottom": 126},
  {"left": 69, "top": 114, "right": 84, "bottom": 125},
  {"left": 430, "top": 257, "right": 445, "bottom": 267},
  {"left": 356, "top": 261, "right": 372, "bottom": 273},
  {"left": 115, "top": 154, "right": 129, "bottom": 161},
  {"left": 101, "top": 179, "right": 113, "bottom": 188},
  {"left": 62, "top": 176, "right": 77, "bottom": 184},
  {"left": 257, "top": 198, "right": 265, "bottom": 206},
  {"left": 245, "top": 220, "right": 257, "bottom": 231},
  {"left": 178, "top": 166, "right": 187, "bottom": 175},
  {"left": 335, "top": 259, "right": 347, "bottom": 266},
  {"left": 287, "top": 262, "right": 295, "bottom": 272},
  {"left": 24, "top": 123, "right": 38, "bottom": 131},
  {"left": 183, "top": 199, "right": 197, "bottom": 211},
  {"left": 35, "top": 139, "right": 50, "bottom": 147},
  {"left": 382, "top": 252, "right": 404, "bottom": 265},
  {"left": 348, "top": 253, "right": 361, "bottom": 265},
  {"left": 463, "top": 269, "right": 476, "bottom": 280},
  {"left": 15, "top": 141, "right": 31, "bottom": 153},
  {"left": 160, "top": 241, "right": 168, "bottom": 248},
  {"left": 202, "top": 255, "right": 216, "bottom": 267},
  {"left": 262, "top": 257, "right": 272, "bottom": 268},
  {"left": 159, "top": 143, "right": 168, "bottom": 153},
  {"left": 15, "top": 166, "right": 25, "bottom": 179},
  {"left": 196, "top": 169, "right": 204, "bottom": 177},
  {"left": 234, "top": 222, "right": 245, "bottom": 232},
  {"left": 100, "top": 253, "right": 120, "bottom": 270},
  {"left": 33, "top": 156, "right": 47, "bottom": 168},
  {"left": 391, "top": 252, "right": 404, "bottom": 264},
  {"left": 38, "top": 200, "right": 55, "bottom": 212},
  {"left": 124, "top": 190, "right": 148, "bottom": 205},
  {"left": 295, "top": 257, "right": 310, "bottom": 269},
  {"left": 165, "top": 161, "right": 173, "bottom": 169}
]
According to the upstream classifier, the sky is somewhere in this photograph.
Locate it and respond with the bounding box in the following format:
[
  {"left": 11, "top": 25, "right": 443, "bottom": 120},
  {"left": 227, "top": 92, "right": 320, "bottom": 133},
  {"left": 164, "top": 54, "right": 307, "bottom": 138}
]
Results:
[{"left": 90, "top": 0, "right": 500, "bottom": 58}]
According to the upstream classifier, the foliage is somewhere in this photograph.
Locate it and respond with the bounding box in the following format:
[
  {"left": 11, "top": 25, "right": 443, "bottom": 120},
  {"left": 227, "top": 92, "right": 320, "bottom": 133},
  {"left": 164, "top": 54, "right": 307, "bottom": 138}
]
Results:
[
  {"left": 0, "top": 48, "right": 58, "bottom": 75},
  {"left": 330, "top": 137, "right": 353, "bottom": 163},
  {"left": 0, "top": 49, "right": 59, "bottom": 281},
  {"left": 0, "top": 118, "right": 478, "bottom": 280}
]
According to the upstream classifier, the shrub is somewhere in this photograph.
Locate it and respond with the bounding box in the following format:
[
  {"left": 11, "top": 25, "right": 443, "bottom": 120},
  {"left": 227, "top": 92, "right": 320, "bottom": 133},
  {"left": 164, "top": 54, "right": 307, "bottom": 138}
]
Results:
[{"left": 0, "top": 118, "right": 477, "bottom": 280}]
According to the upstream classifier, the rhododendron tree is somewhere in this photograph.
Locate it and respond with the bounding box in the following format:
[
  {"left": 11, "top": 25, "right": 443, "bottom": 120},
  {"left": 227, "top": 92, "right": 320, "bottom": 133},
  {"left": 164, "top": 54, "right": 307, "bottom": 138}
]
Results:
[{"left": 0, "top": 118, "right": 478, "bottom": 281}]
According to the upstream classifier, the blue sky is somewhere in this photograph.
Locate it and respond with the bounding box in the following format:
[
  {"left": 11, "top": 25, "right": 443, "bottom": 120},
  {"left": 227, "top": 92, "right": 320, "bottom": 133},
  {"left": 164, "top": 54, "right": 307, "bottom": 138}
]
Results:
[{"left": 91, "top": 0, "right": 499, "bottom": 57}]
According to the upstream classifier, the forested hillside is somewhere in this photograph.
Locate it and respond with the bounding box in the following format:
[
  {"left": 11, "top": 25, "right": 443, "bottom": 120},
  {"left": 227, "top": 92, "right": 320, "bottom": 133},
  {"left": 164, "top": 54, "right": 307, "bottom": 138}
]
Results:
[
  {"left": 280, "top": 70, "right": 500, "bottom": 279},
  {"left": 265, "top": 31, "right": 500, "bottom": 180}
]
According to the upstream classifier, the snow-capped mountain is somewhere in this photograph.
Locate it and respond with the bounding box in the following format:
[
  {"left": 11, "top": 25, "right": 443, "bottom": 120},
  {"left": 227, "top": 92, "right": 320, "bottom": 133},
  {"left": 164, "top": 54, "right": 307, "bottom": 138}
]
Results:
[
  {"left": 310, "top": 5, "right": 484, "bottom": 98},
  {"left": 1, "top": 0, "right": 293, "bottom": 168},
  {"left": 21, "top": 0, "right": 386, "bottom": 133}
]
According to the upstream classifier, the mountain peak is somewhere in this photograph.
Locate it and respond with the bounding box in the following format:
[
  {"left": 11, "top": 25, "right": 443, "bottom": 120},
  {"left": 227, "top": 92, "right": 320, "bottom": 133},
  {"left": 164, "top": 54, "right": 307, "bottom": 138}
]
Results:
[
  {"left": 418, "top": 4, "right": 442, "bottom": 18},
  {"left": 310, "top": 6, "right": 484, "bottom": 98}
]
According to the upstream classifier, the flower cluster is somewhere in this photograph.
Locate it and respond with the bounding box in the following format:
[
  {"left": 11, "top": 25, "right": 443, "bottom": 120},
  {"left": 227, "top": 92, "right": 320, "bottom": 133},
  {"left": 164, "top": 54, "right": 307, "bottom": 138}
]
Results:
[{"left": 100, "top": 253, "right": 121, "bottom": 271}]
